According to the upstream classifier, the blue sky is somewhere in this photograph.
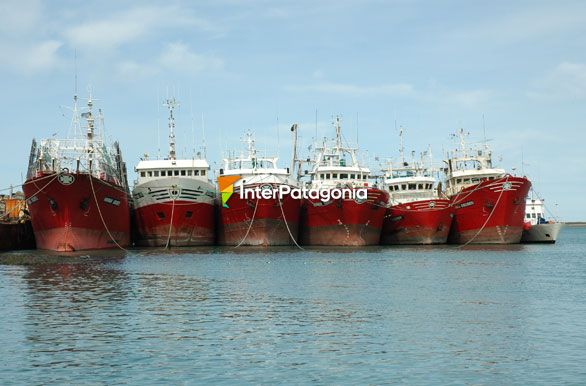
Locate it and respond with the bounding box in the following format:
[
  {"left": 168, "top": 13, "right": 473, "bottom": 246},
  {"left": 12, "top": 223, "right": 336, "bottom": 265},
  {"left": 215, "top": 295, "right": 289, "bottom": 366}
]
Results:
[{"left": 1, "top": 0, "right": 585, "bottom": 220}]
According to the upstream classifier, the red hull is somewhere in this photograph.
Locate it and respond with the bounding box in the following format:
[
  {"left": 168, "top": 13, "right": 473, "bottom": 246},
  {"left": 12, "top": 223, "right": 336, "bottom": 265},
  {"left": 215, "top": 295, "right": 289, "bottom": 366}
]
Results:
[
  {"left": 134, "top": 201, "right": 215, "bottom": 246},
  {"left": 448, "top": 176, "right": 531, "bottom": 244},
  {"left": 218, "top": 191, "right": 301, "bottom": 246},
  {"left": 301, "top": 188, "right": 388, "bottom": 246},
  {"left": 23, "top": 172, "right": 131, "bottom": 251},
  {"left": 381, "top": 199, "right": 453, "bottom": 245}
]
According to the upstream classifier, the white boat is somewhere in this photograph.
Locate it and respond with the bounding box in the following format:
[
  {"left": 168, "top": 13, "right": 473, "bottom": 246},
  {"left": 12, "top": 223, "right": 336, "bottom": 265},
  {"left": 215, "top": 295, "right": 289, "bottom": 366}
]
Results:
[{"left": 521, "top": 197, "right": 563, "bottom": 244}]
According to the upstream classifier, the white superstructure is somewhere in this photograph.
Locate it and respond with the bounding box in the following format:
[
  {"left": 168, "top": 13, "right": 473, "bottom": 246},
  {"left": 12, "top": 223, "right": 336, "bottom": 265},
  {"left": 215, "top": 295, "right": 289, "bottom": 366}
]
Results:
[
  {"left": 132, "top": 97, "right": 215, "bottom": 207},
  {"left": 220, "top": 131, "right": 297, "bottom": 189},
  {"left": 27, "top": 92, "right": 128, "bottom": 189},
  {"left": 381, "top": 128, "right": 439, "bottom": 205},
  {"left": 444, "top": 128, "right": 505, "bottom": 196},
  {"left": 308, "top": 116, "right": 371, "bottom": 190}
]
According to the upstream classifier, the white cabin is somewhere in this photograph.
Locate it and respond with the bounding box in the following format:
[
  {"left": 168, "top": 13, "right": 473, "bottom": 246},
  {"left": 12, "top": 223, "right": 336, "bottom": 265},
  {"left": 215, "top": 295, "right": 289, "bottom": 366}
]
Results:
[
  {"left": 220, "top": 132, "right": 294, "bottom": 187},
  {"left": 382, "top": 163, "right": 436, "bottom": 204},
  {"left": 525, "top": 197, "right": 547, "bottom": 225},
  {"left": 135, "top": 159, "right": 210, "bottom": 183},
  {"left": 309, "top": 117, "right": 370, "bottom": 189},
  {"left": 444, "top": 129, "right": 505, "bottom": 196}
]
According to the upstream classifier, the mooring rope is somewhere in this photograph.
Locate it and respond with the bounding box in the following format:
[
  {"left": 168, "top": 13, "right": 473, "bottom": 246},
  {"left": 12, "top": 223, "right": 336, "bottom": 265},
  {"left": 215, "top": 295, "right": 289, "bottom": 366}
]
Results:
[
  {"left": 88, "top": 173, "right": 128, "bottom": 251},
  {"left": 164, "top": 198, "right": 176, "bottom": 249},
  {"left": 234, "top": 198, "right": 259, "bottom": 248},
  {"left": 278, "top": 196, "right": 303, "bottom": 250}
]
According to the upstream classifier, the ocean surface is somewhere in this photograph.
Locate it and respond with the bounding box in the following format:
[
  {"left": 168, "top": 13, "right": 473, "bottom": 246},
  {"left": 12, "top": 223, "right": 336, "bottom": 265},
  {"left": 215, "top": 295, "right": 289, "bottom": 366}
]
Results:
[{"left": 1, "top": 228, "right": 585, "bottom": 385}]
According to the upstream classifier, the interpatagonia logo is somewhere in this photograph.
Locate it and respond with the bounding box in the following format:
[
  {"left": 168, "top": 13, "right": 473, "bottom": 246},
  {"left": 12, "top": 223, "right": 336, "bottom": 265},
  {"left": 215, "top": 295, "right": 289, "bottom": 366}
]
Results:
[{"left": 218, "top": 175, "right": 241, "bottom": 208}]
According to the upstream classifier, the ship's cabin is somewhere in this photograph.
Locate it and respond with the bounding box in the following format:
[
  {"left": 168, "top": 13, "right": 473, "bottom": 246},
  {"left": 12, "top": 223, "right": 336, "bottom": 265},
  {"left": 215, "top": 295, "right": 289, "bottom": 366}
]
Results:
[
  {"left": 444, "top": 153, "right": 505, "bottom": 195},
  {"left": 446, "top": 169, "right": 505, "bottom": 195},
  {"left": 220, "top": 156, "right": 288, "bottom": 178},
  {"left": 525, "top": 198, "right": 547, "bottom": 225},
  {"left": 310, "top": 166, "right": 371, "bottom": 189},
  {"left": 310, "top": 142, "right": 370, "bottom": 188},
  {"left": 135, "top": 159, "right": 210, "bottom": 183}
]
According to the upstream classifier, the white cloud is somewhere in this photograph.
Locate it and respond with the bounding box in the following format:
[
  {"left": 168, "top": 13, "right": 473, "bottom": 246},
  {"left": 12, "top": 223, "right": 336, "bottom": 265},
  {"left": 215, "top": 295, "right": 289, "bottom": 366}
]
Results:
[
  {"left": 64, "top": 6, "right": 221, "bottom": 52},
  {"left": 114, "top": 43, "right": 224, "bottom": 80},
  {"left": 158, "top": 42, "right": 224, "bottom": 75},
  {"left": 529, "top": 62, "right": 586, "bottom": 100},
  {"left": 444, "top": 4, "right": 586, "bottom": 46},
  {"left": 0, "top": 40, "right": 63, "bottom": 74},
  {"left": 0, "top": 0, "right": 43, "bottom": 35},
  {"left": 286, "top": 81, "right": 414, "bottom": 96},
  {"left": 441, "top": 89, "right": 494, "bottom": 109},
  {"left": 117, "top": 60, "right": 159, "bottom": 80}
]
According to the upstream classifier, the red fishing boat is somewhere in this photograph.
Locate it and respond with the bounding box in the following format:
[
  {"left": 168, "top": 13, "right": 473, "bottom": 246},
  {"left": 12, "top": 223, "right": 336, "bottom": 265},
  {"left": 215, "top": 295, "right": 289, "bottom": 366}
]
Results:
[
  {"left": 380, "top": 128, "right": 452, "bottom": 244},
  {"left": 444, "top": 129, "right": 531, "bottom": 244},
  {"left": 23, "top": 93, "right": 131, "bottom": 252},
  {"left": 300, "top": 117, "right": 388, "bottom": 246},
  {"left": 217, "top": 131, "right": 302, "bottom": 246},
  {"left": 132, "top": 98, "right": 215, "bottom": 247}
]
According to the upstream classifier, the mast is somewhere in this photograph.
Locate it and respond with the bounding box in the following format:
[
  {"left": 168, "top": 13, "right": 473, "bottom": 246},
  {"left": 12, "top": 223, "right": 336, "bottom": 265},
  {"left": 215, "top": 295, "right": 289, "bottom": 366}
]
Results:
[
  {"left": 457, "top": 128, "right": 468, "bottom": 157},
  {"left": 85, "top": 94, "right": 95, "bottom": 171},
  {"left": 335, "top": 115, "right": 342, "bottom": 150},
  {"left": 164, "top": 97, "right": 179, "bottom": 161},
  {"left": 245, "top": 131, "right": 256, "bottom": 160},
  {"left": 290, "top": 123, "right": 298, "bottom": 175},
  {"left": 399, "top": 125, "right": 405, "bottom": 164}
]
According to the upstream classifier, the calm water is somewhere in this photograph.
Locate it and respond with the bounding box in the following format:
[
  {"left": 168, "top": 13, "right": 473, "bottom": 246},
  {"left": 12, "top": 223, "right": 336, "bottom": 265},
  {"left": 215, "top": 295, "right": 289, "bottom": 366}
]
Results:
[{"left": 1, "top": 228, "right": 586, "bottom": 385}]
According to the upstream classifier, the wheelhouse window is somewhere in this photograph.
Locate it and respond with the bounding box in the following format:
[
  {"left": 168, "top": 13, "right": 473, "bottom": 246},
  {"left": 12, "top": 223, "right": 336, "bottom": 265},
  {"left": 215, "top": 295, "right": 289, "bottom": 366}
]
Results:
[
  {"left": 174, "top": 170, "right": 179, "bottom": 176},
  {"left": 187, "top": 170, "right": 192, "bottom": 176},
  {"left": 340, "top": 173, "right": 348, "bottom": 179},
  {"left": 408, "top": 184, "right": 416, "bottom": 190},
  {"left": 181, "top": 170, "right": 186, "bottom": 176},
  {"left": 148, "top": 171, "right": 153, "bottom": 177},
  {"left": 418, "top": 183, "right": 423, "bottom": 189},
  {"left": 201, "top": 170, "right": 206, "bottom": 176},
  {"left": 401, "top": 184, "right": 407, "bottom": 190},
  {"left": 154, "top": 171, "right": 159, "bottom": 177},
  {"left": 456, "top": 178, "right": 462, "bottom": 183},
  {"left": 332, "top": 173, "right": 338, "bottom": 178},
  {"left": 140, "top": 171, "right": 145, "bottom": 177}
]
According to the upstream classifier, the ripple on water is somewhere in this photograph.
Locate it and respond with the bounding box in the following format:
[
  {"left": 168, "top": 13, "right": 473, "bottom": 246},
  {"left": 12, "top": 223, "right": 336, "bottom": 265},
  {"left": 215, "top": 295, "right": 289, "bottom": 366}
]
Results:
[{"left": 1, "top": 227, "right": 586, "bottom": 384}]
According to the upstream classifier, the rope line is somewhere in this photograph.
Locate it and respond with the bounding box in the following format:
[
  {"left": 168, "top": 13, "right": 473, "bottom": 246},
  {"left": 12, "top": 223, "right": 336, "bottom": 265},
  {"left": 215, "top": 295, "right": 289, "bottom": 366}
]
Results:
[
  {"left": 234, "top": 198, "right": 259, "bottom": 248},
  {"left": 278, "top": 197, "right": 303, "bottom": 250},
  {"left": 88, "top": 173, "right": 128, "bottom": 251},
  {"left": 165, "top": 198, "right": 176, "bottom": 249}
]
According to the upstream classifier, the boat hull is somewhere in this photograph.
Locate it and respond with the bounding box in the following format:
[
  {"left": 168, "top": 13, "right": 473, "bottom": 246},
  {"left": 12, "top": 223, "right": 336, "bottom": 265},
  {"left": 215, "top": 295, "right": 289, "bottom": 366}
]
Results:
[
  {"left": 218, "top": 187, "right": 301, "bottom": 246},
  {"left": 448, "top": 176, "right": 531, "bottom": 244},
  {"left": 133, "top": 177, "right": 215, "bottom": 247},
  {"left": 521, "top": 222, "right": 563, "bottom": 244},
  {"left": 23, "top": 172, "right": 131, "bottom": 251},
  {"left": 300, "top": 188, "right": 388, "bottom": 246},
  {"left": 134, "top": 201, "right": 215, "bottom": 246},
  {"left": 381, "top": 199, "right": 453, "bottom": 245}
]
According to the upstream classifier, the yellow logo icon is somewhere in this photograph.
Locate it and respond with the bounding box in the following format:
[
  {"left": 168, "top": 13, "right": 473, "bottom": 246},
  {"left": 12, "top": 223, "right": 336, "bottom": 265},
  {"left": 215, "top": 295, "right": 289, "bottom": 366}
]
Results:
[{"left": 218, "top": 175, "right": 241, "bottom": 208}]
